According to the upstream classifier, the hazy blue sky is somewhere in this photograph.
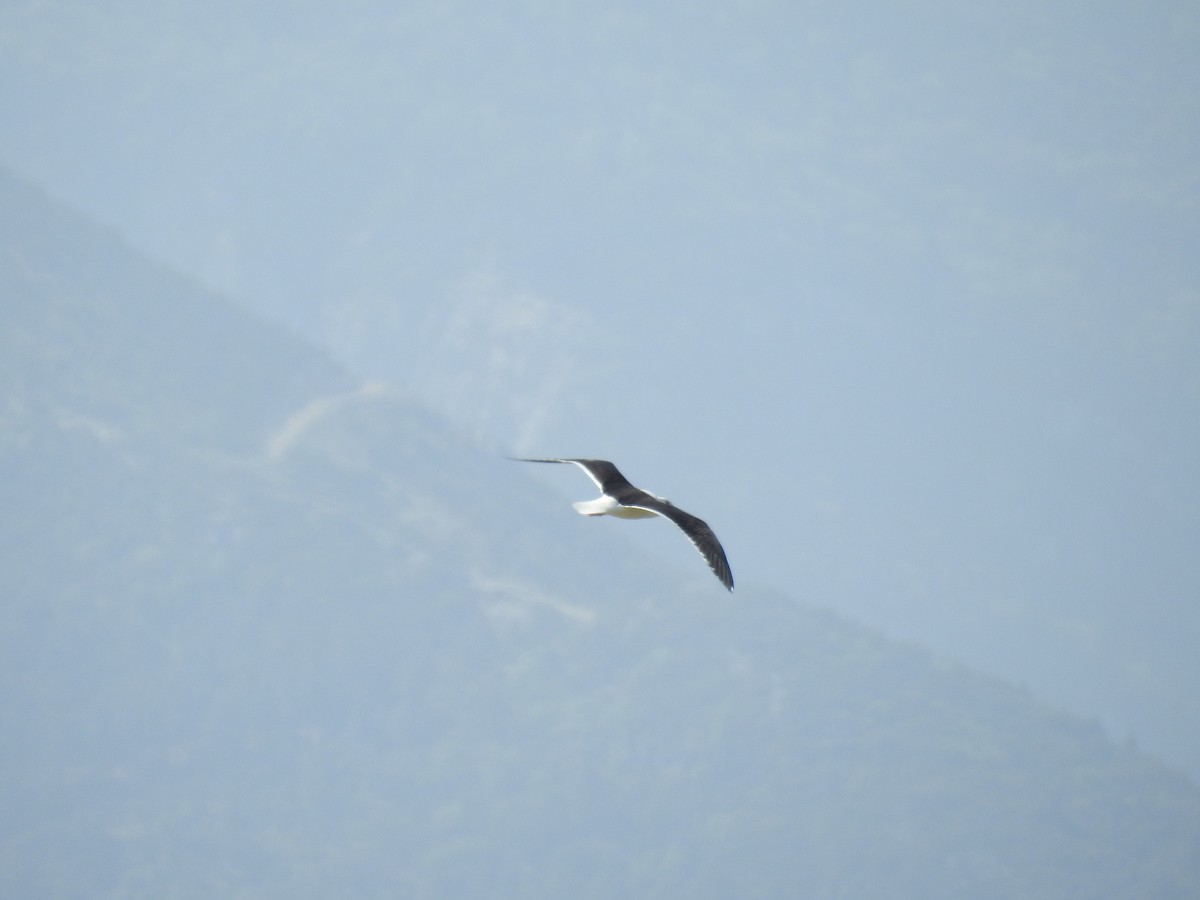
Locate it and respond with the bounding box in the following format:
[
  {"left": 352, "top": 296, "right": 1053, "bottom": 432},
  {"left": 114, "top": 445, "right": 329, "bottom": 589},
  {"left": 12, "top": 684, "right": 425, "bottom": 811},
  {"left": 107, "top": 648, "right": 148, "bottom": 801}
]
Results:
[{"left": 2, "top": 1, "right": 1197, "bottom": 776}]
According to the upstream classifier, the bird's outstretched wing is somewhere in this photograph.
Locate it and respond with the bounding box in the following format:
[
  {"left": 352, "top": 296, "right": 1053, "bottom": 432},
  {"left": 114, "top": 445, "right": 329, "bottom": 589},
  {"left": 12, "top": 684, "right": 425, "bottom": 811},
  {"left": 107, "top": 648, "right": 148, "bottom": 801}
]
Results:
[
  {"left": 623, "top": 495, "right": 735, "bottom": 592},
  {"left": 508, "top": 457, "right": 634, "bottom": 494}
]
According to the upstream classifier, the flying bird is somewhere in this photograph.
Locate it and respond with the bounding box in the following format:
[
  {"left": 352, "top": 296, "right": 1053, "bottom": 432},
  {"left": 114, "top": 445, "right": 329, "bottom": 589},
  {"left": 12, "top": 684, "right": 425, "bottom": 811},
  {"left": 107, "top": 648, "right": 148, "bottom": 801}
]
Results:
[{"left": 510, "top": 457, "right": 734, "bottom": 591}]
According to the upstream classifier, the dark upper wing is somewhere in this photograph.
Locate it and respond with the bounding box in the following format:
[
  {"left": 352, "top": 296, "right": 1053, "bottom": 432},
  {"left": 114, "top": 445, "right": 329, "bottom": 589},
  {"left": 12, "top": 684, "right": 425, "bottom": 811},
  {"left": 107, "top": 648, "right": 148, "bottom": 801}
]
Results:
[
  {"left": 624, "top": 495, "right": 735, "bottom": 592},
  {"left": 509, "top": 457, "right": 634, "bottom": 494}
]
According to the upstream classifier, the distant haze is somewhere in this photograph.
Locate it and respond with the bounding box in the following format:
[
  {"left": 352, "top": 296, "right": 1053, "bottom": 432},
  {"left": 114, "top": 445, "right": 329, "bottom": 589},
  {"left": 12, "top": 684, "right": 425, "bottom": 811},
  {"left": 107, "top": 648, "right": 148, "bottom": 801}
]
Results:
[
  {"left": 1, "top": 0, "right": 1197, "bottom": 785},
  {"left": 5, "top": 168, "right": 1200, "bottom": 896}
]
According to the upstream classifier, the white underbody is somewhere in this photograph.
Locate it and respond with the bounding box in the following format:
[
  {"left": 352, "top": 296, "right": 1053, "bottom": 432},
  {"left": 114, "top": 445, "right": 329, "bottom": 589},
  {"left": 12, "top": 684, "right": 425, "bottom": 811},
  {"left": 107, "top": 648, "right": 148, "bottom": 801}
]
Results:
[{"left": 572, "top": 495, "right": 661, "bottom": 519}]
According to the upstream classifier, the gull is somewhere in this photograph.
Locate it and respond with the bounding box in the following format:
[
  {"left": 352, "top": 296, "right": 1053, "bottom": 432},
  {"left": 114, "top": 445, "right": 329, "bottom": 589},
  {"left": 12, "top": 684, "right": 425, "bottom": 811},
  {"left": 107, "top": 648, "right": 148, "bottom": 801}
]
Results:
[{"left": 511, "top": 457, "right": 734, "bottom": 591}]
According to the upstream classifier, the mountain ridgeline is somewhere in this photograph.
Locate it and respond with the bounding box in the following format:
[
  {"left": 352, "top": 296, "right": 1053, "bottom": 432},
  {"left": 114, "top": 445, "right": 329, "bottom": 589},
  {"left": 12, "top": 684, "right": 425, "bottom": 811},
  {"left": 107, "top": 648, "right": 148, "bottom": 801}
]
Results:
[{"left": 3, "top": 169, "right": 1199, "bottom": 897}]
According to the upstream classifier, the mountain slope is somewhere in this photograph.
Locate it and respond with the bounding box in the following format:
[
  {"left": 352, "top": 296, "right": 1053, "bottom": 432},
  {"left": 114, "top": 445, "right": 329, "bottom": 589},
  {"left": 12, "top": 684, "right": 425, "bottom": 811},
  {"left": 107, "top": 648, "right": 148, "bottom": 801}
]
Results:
[{"left": 2, "top": 169, "right": 1199, "bottom": 898}]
